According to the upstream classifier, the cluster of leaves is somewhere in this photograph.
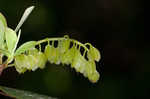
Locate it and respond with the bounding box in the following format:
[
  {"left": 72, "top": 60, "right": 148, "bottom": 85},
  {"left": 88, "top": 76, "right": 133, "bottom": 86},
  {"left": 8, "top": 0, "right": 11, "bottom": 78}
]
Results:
[{"left": 0, "top": 6, "right": 101, "bottom": 83}]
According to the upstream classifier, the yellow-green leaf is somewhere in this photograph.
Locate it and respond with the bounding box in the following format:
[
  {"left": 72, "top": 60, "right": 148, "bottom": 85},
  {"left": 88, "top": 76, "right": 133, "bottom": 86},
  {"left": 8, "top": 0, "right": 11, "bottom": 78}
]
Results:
[
  {"left": 0, "top": 13, "right": 7, "bottom": 27},
  {"left": 28, "top": 47, "right": 39, "bottom": 55},
  {"left": 15, "top": 41, "right": 37, "bottom": 56},
  {"left": 0, "top": 13, "right": 7, "bottom": 49},
  {"left": 5, "top": 28, "right": 17, "bottom": 53}
]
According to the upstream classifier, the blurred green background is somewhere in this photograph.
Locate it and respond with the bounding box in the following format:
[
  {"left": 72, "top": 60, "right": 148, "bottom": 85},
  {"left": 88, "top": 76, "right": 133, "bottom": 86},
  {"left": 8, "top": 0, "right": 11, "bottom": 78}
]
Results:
[{"left": 0, "top": 0, "right": 145, "bottom": 99}]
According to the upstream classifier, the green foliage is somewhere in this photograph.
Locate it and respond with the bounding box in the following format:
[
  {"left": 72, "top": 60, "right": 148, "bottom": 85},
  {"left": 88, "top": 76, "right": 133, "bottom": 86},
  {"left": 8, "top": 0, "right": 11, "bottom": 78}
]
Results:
[
  {"left": 0, "top": 6, "right": 101, "bottom": 83},
  {"left": 0, "top": 85, "right": 57, "bottom": 99},
  {"left": 15, "top": 41, "right": 37, "bottom": 56},
  {"left": 0, "top": 13, "right": 7, "bottom": 50},
  {"left": 5, "top": 28, "right": 17, "bottom": 53}
]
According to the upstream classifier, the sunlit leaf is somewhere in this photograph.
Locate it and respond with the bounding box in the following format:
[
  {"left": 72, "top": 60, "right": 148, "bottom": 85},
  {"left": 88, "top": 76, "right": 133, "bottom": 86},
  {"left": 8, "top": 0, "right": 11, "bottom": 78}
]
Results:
[
  {"left": 0, "top": 13, "right": 7, "bottom": 27},
  {"left": 0, "top": 20, "right": 5, "bottom": 49},
  {"left": 0, "top": 48, "right": 11, "bottom": 57},
  {"left": 0, "top": 13, "right": 7, "bottom": 49},
  {"left": 5, "top": 28, "right": 17, "bottom": 53},
  {"left": 15, "top": 41, "right": 37, "bottom": 56},
  {"left": 28, "top": 47, "right": 39, "bottom": 54}
]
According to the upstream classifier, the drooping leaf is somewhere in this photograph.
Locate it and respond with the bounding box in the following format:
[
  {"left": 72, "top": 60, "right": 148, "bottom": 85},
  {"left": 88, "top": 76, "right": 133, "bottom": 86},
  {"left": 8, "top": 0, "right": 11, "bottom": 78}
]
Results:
[
  {"left": 15, "top": 41, "right": 37, "bottom": 56},
  {"left": 0, "top": 85, "right": 57, "bottom": 99},
  {"left": 5, "top": 28, "right": 17, "bottom": 53}
]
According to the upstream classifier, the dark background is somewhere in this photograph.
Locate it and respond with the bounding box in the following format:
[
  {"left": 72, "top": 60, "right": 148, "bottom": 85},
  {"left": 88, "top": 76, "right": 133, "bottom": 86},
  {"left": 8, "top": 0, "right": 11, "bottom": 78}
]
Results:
[{"left": 0, "top": 0, "right": 145, "bottom": 99}]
